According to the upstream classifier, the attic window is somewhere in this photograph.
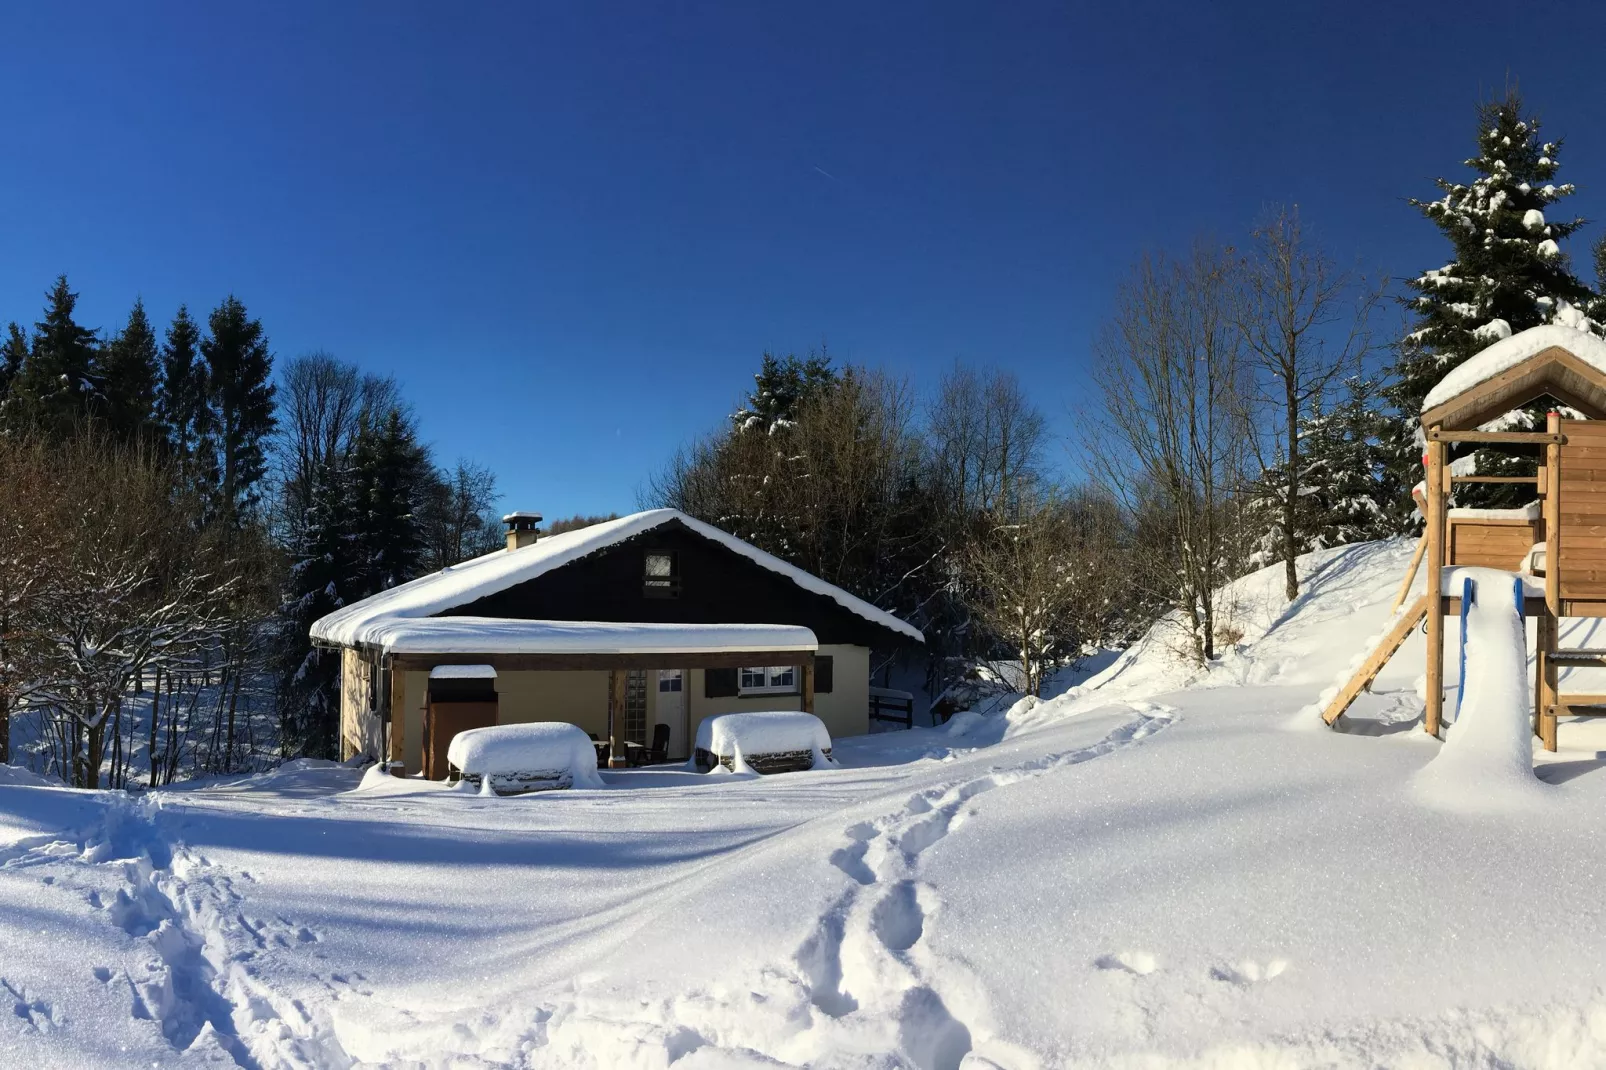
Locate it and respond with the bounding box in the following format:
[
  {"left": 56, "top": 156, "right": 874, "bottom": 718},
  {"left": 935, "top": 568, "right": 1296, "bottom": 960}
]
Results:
[{"left": 644, "top": 551, "right": 680, "bottom": 598}]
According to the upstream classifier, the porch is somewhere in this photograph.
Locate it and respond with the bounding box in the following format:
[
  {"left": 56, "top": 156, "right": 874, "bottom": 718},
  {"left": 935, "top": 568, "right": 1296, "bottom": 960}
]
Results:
[{"left": 373, "top": 620, "right": 827, "bottom": 773}]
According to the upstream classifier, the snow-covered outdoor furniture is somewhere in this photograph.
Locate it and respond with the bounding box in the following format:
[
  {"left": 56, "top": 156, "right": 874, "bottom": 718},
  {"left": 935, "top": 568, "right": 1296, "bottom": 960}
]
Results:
[
  {"left": 447, "top": 722, "right": 605, "bottom": 795},
  {"left": 693, "top": 711, "right": 834, "bottom": 774}
]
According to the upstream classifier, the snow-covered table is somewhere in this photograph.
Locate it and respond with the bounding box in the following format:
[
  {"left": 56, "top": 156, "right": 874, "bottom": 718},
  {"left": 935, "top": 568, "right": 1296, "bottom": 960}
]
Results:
[
  {"left": 693, "top": 711, "right": 835, "bottom": 775},
  {"left": 447, "top": 721, "right": 605, "bottom": 795}
]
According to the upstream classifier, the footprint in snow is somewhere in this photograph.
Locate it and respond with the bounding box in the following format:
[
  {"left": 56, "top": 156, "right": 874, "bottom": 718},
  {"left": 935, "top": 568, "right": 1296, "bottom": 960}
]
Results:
[
  {"left": 1094, "top": 951, "right": 1157, "bottom": 976},
  {"left": 1209, "top": 959, "right": 1288, "bottom": 985}
]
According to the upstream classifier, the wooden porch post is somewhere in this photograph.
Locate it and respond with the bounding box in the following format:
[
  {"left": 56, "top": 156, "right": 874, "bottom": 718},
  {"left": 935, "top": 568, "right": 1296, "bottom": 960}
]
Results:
[
  {"left": 386, "top": 658, "right": 406, "bottom": 775},
  {"left": 801, "top": 655, "right": 815, "bottom": 715},
  {"left": 1541, "top": 411, "right": 1562, "bottom": 751},
  {"left": 1424, "top": 435, "right": 1447, "bottom": 738},
  {"left": 608, "top": 668, "right": 627, "bottom": 767}
]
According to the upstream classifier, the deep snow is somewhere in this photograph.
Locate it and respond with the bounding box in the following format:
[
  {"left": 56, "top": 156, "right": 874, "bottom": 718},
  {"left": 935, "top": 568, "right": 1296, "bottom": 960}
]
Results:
[{"left": 7, "top": 538, "right": 1606, "bottom": 1068}]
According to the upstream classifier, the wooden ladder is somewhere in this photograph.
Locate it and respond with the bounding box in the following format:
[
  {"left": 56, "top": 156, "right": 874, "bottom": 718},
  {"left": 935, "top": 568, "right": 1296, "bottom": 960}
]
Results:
[{"left": 1321, "top": 594, "right": 1430, "bottom": 726}]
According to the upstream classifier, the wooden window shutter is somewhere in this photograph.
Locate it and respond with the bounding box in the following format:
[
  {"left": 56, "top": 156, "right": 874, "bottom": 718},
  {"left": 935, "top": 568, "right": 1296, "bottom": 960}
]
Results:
[
  {"left": 705, "top": 667, "right": 738, "bottom": 698},
  {"left": 815, "top": 655, "right": 833, "bottom": 694}
]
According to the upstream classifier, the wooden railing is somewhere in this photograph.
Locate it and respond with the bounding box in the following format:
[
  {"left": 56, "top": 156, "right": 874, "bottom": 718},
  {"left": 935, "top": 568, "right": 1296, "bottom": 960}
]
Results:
[{"left": 869, "top": 687, "right": 915, "bottom": 729}]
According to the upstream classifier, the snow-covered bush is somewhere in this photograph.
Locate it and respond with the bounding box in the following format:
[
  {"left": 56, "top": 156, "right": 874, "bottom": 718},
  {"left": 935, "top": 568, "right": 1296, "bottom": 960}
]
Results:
[
  {"left": 693, "top": 711, "right": 834, "bottom": 775},
  {"left": 447, "top": 722, "right": 604, "bottom": 795}
]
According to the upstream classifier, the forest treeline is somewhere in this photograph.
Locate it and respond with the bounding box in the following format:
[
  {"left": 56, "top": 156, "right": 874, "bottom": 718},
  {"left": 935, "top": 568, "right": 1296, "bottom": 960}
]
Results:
[
  {"left": 5, "top": 88, "right": 1606, "bottom": 786},
  {"left": 0, "top": 285, "right": 508, "bottom": 786},
  {"left": 651, "top": 89, "right": 1606, "bottom": 697}
]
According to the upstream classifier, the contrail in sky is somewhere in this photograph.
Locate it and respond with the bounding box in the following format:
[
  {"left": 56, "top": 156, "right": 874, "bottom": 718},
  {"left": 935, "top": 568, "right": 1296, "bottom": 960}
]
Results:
[{"left": 812, "top": 165, "right": 837, "bottom": 181}]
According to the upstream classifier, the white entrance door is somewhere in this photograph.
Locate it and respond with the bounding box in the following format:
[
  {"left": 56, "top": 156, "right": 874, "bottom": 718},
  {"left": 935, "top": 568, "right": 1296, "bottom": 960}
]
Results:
[{"left": 657, "top": 669, "right": 686, "bottom": 758}]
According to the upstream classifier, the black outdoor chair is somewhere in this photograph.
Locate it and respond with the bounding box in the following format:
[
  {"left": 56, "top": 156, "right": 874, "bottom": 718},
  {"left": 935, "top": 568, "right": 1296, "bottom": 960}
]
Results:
[{"left": 626, "top": 723, "right": 672, "bottom": 767}]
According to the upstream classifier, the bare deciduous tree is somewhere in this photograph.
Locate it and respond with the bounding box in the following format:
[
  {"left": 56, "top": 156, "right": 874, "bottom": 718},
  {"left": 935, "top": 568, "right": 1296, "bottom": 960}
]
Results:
[
  {"left": 419, "top": 459, "right": 503, "bottom": 570},
  {"left": 1234, "top": 205, "right": 1380, "bottom": 600},
  {"left": 964, "top": 488, "right": 1126, "bottom": 696},
  {"left": 1089, "top": 243, "right": 1252, "bottom": 665},
  {"left": 11, "top": 434, "right": 237, "bottom": 787}
]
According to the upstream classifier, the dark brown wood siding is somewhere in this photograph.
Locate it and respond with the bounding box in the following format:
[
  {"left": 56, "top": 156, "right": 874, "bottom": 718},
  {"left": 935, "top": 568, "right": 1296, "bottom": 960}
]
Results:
[{"left": 442, "top": 518, "right": 919, "bottom": 650}]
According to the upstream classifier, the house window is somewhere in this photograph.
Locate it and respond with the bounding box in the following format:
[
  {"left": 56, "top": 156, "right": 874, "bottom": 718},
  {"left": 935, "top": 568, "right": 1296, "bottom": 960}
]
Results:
[
  {"left": 644, "top": 551, "right": 680, "bottom": 597},
  {"left": 739, "top": 665, "right": 797, "bottom": 694}
]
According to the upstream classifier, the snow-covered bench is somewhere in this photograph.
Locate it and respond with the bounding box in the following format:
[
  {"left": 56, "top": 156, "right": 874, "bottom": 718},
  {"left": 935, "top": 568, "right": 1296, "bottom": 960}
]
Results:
[
  {"left": 447, "top": 722, "right": 605, "bottom": 795},
  {"left": 693, "top": 711, "right": 835, "bottom": 775}
]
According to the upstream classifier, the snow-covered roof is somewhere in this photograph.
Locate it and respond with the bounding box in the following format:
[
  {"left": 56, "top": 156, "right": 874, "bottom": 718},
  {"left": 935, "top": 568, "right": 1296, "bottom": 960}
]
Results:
[
  {"left": 309, "top": 508, "right": 922, "bottom": 648},
  {"left": 1447, "top": 502, "right": 1542, "bottom": 522},
  {"left": 357, "top": 619, "right": 818, "bottom": 657},
  {"left": 1422, "top": 324, "right": 1606, "bottom": 414}
]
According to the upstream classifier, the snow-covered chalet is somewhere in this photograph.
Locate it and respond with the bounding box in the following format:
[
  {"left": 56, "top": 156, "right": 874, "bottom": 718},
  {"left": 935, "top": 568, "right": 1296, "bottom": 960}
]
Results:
[{"left": 309, "top": 509, "right": 924, "bottom": 774}]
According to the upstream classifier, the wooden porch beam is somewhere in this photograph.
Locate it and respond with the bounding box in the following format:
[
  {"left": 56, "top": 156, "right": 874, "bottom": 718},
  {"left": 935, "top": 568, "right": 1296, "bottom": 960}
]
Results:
[
  {"left": 1425, "top": 429, "right": 1565, "bottom": 445},
  {"left": 392, "top": 649, "right": 818, "bottom": 673}
]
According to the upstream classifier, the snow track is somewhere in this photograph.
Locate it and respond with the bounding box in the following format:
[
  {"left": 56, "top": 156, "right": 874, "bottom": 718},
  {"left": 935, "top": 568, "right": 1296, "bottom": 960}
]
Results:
[
  {"left": 4, "top": 793, "right": 348, "bottom": 1069},
  {"left": 793, "top": 703, "right": 1177, "bottom": 1070},
  {"left": 330, "top": 703, "right": 1176, "bottom": 1068}
]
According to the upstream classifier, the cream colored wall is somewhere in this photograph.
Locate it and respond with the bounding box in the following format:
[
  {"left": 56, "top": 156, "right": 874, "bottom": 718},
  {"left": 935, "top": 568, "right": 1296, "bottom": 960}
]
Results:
[
  {"left": 812, "top": 644, "right": 870, "bottom": 742},
  {"left": 402, "top": 670, "right": 428, "bottom": 775},
  {"left": 686, "top": 644, "right": 870, "bottom": 751},
  {"left": 339, "top": 647, "right": 383, "bottom": 761},
  {"left": 494, "top": 670, "right": 611, "bottom": 739}
]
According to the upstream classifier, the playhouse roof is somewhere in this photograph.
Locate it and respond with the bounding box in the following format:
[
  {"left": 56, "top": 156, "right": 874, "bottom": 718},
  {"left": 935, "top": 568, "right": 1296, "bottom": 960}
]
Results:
[
  {"left": 1421, "top": 324, "right": 1606, "bottom": 430},
  {"left": 309, "top": 508, "right": 924, "bottom": 650}
]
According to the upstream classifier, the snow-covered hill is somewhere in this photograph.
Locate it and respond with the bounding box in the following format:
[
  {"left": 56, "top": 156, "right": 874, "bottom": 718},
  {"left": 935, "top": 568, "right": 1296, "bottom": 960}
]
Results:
[{"left": 5, "top": 538, "right": 1606, "bottom": 1069}]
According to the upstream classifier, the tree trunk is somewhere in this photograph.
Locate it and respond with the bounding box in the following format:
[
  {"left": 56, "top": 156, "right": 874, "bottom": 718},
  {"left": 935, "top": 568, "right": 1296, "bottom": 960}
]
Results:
[
  {"left": 83, "top": 718, "right": 103, "bottom": 790},
  {"left": 225, "top": 666, "right": 242, "bottom": 772},
  {"left": 109, "top": 702, "right": 123, "bottom": 790},
  {"left": 1284, "top": 375, "right": 1300, "bottom": 602},
  {"left": 149, "top": 668, "right": 162, "bottom": 789}
]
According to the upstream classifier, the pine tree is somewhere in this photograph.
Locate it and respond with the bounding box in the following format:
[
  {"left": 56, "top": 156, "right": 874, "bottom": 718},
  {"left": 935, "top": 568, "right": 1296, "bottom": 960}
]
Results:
[
  {"left": 1589, "top": 235, "right": 1606, "bottom": 326},
  {"left": 1302, "top": 377, "right": 1395, "bottom": 549},
  {"left": 14, "top": 276, "right": 99, "bottom": 435},
  {"left": 0, "top": 323, "right": 27, "bottom": 407},
  {"left": 1383, "top": 89, "right": 1595, "bottom": 514},
  {"left": 200, "top": 296, "right": 276, "bottom": 526},
  {"left": 100, "top": 299, "right": 161, "bottom": 442},
  {"left": 278, "top": 454, "right": 359, "bottom": 758},
  {"left": 349, "top": 407, "right": 431, "bottom": 594},
  {"left": 733, "top": 351, "right": 838, "bottom": 433},
  {"left": 1248, "top": 376, "right": 1395, "bottom": 562},
  {"left": 154, "top": 303, "right": 207, "bottom": 488}
]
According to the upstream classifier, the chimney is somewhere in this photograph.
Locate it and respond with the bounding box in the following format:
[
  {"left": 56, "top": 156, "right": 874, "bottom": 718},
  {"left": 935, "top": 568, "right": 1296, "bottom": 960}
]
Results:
[{"left": 503, "top": 511, "right": 543, "bottom": 551}]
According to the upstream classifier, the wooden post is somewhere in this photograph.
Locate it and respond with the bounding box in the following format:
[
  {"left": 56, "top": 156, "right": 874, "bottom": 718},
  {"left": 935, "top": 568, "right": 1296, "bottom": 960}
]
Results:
[
  {"left": 608, "top": 668, "right": 627, "bottom": 767},
  {"left": 387, "top": 658, "right": 406, "bottom": 775},
  {"left": 801, "top": 657, "right": 815, "bottom": 715},
  {"left": 1321, "top": 595, "right": 1429, "bottom": 725},
  {"left": 1541, "top": 411, "right": 1562, "bottom": 751},
  {"left": 1424, "top": 435, "right": 1447, "bottom": 738},
  {"left": 1390, "top": 532, "right": 1429, "bottom": 615}
]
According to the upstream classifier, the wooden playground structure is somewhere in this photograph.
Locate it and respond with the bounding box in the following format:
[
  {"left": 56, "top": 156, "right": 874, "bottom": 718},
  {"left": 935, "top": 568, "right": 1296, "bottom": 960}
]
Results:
[{"left": 1322, "top": 332, "right": 1606, "bottom": 750}]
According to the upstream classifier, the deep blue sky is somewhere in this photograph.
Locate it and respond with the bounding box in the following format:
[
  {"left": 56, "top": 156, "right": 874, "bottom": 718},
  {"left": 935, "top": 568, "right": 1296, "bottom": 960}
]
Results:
[{"left": 4, "top": 2, "right": 1605, "bottom": 517}]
